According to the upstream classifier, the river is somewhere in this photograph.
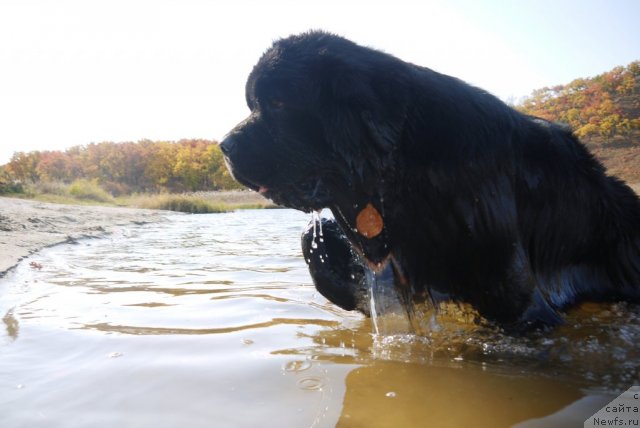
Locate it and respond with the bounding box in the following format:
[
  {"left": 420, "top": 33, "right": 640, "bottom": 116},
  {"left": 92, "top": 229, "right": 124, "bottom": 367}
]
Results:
[{"left": 1, "top": 209, "right": 638, "bottom": 427}]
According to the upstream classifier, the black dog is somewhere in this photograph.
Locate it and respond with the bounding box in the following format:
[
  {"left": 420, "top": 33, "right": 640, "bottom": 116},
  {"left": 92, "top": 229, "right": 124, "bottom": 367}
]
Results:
[{"left": 220, "top": 31, "right": 640, "bottom": 330}]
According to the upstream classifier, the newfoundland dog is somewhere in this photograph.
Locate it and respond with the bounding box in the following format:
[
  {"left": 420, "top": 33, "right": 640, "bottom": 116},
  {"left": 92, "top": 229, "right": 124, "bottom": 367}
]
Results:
[{"left": 220, "top": 31, "right": 640, "bottom": 330}]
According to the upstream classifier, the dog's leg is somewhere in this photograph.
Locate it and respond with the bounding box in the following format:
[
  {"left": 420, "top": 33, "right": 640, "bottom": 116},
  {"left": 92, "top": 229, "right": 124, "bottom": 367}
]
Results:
[{"left": 301, "top": 218, "right": 370, "bottom": 315}]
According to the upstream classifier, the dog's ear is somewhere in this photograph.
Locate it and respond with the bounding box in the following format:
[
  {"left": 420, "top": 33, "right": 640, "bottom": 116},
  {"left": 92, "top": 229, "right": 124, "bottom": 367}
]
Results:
[
  {"left": 325, "top": 85, "right": 408, "bottom": 187},
  {"left": 313, "top": 51, "right": 408, "bottom": 185}
]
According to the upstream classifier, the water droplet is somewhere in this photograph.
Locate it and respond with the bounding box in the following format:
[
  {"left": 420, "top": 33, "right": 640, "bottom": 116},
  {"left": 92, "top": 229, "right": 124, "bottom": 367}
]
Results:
[
  {"left": 241, "top": 339, "right": 254, "bottom": 345},
  {"left": 284, "top": 360, "right": 312, "bottom": 372},
  {"left": 386, "top": 391, "right": 396, "bottom": 398},
  {"left": 369, "top": 271, "right": 380, "bottom": 335},
  {"left": 108, "top": 352, "right": 123, "bottom": 359},
  {"left": 16, "top": 384, "right": 25, "bottom": 389},
  {"left": 311, "top": 211, "right": 319, "bottom": 240},
  {"left": 297, "top": 376, "right": 324, "bottom": 391}
]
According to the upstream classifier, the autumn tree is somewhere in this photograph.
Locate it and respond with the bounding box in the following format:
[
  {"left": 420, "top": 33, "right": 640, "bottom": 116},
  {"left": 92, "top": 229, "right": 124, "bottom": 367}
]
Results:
[
  {"left": 518, "top": 61, "right": 640, "bottom": 144},
  {"left": 1, "top": 139, "right": 245, "bottom": 194},
  {"left": 6, "top": 151, "right": 42, "bottom": 182}
]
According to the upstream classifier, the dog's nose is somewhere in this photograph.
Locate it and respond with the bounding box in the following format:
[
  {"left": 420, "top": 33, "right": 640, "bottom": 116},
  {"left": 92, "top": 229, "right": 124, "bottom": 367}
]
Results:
[{"left": 219, "top": 137, "right": 236, "bottom": 156}]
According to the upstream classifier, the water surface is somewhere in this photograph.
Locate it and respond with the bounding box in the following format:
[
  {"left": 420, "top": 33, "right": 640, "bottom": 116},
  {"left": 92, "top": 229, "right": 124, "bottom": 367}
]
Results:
[{"left": 1, "top": 209, "right": 638, "bottom": 427}]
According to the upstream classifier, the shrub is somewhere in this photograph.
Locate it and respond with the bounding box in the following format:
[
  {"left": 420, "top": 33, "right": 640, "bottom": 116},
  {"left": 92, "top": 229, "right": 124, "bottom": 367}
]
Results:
[
  {"left": 31, "top": 181, "right": 69, "bottom": 196},
  {"left": 0, "top": 179, "right": 24, "bottom": 194},
  {"left": 68, "top": 180, "right": 114, "bottom": 203},
  {"left": 133, "top": 194, "right": 230, "bottom": 213},
  {"left": 101, "top": 181, "right": 132, "bottom": 196}
]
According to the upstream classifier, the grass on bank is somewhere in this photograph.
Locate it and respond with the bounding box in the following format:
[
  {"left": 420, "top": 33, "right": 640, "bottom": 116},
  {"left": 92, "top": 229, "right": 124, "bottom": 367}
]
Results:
[
  {"left": 1, "top": 180, "right": 275, "bottom": 213},
  {"left": 3, "top": 180, "right": 116, "bottom": 206},
  {"left": 68, "top": 179, "right": 115, "bottom": 203},
  {"left": 118, "top": 193, "right": 272, "bottom": 213}
]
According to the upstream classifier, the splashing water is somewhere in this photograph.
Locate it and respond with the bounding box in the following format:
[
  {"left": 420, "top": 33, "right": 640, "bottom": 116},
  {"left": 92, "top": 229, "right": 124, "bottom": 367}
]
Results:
[
  {"left": 365, "top": 268, "right": 412, "bottom": 336},
  {"left": 368, "top": 271, "right": 380, "bottom": 336},
  {"left": 311, "top": 217, "right": 318, "bottom": 250},
  {"left": 304, "top": 208, "right": 640, "bottom": 391},
  {"left": 308, "top": 210, "right": 411, "bottom": 336}
]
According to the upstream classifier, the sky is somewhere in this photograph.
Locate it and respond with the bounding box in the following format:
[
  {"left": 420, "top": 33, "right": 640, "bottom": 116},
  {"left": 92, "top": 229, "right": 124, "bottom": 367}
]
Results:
[{"left": 0, "top": 0, "right": 639, "bottom": 165}]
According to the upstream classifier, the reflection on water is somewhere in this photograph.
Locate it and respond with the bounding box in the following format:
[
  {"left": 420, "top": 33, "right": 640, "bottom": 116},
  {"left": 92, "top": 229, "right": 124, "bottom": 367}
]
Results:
[{"left": 0, "top": 209, "right": 638, "bottom": 428}]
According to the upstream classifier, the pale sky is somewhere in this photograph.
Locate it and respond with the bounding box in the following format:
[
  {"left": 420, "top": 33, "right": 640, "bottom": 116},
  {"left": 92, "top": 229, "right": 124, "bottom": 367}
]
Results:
[{"left": 0, "top": 0, "right": 639, "bottom": 165}]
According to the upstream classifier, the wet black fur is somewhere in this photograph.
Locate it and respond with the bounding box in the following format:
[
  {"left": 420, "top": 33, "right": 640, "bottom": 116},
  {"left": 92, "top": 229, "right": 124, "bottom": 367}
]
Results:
[{"left": 221, "top": 31, "right": 640, "bottom": 330}]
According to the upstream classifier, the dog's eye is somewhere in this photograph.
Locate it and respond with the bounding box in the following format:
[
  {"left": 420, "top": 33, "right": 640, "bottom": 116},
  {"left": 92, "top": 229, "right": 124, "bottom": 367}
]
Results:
[{"left": 270, "top": 99, "right": 285, "bottom": 110}]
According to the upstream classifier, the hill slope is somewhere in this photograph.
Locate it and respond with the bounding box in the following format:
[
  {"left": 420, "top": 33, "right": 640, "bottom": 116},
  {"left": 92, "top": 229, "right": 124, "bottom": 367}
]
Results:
[{"left": 517, "top": 61, "right": 640, "bottom": 183}]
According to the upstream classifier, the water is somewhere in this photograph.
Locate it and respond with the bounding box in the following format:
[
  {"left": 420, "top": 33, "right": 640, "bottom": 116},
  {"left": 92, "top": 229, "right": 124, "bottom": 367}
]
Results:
[{"left": 1, "top": 209, "right": 639, "bottom": 428}]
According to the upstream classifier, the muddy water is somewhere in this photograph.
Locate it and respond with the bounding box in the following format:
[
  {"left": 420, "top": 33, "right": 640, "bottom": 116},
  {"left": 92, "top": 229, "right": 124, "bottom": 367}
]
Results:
[{"left": 0, "top": 209, "right": 638, "bottom": 428}]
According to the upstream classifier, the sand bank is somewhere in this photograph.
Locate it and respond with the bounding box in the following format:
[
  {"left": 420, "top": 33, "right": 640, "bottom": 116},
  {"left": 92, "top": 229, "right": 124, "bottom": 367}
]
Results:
[{"left": 0, "top": 197, "right": 167, "bottom": 276}]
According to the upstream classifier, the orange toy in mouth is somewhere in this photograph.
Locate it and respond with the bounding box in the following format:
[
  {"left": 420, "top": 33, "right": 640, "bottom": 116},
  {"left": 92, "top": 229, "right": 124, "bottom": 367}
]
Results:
[{"left": 356, "top": 203, "right": 384, "bottom": 238}]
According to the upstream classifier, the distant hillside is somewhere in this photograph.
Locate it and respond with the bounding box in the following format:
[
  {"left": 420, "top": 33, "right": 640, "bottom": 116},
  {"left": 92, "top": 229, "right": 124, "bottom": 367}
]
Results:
[{"left": 517, "top": 61, "right": 640, "bottom": 183}]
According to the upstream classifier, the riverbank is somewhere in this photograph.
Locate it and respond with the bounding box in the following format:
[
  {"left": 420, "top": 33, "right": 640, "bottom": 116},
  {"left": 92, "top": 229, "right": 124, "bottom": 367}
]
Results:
[
  {"left": 5, "top": 182, "right": 276, "bottom": 213},
  {"left": 0, "top": 197, "right": 168, "bottom": 277},
  {"left": 122, "top": 190, "right": 276, "bottom": 212}
]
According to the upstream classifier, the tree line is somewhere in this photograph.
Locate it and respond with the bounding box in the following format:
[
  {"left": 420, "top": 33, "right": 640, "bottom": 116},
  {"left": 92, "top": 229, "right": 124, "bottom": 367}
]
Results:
[
  {"left": 1, "top": 139, "right": 243, "bottom": 194},
  {"left": 517, "top": 61, "right": 640, "bottom": 144}
]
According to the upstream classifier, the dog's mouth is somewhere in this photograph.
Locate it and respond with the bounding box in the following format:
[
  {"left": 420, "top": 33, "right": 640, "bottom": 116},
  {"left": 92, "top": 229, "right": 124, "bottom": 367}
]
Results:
[
  {"left": 261, "top": 181, "right": 331, "bottom": 212},
  {"left": 330, "top": 200, "right": 392, "bottom": 266},
  {"left": 229, "top": 166, "right": 333, "bottom": 213},
  {"left": 225, "top": 153, "right": 393, "bottom": 265}
]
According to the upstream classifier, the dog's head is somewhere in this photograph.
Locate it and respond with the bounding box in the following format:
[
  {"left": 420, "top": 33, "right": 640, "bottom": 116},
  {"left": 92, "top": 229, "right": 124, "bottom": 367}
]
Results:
[{"left": 221, "top": 31, "right": 410, "bottom": 264}]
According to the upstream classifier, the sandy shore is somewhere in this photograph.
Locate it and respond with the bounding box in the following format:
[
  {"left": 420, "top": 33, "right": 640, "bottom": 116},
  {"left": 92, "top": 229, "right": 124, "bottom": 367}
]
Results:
[{"left": 0, "top": 197, "right": 168, "bottom": 277}]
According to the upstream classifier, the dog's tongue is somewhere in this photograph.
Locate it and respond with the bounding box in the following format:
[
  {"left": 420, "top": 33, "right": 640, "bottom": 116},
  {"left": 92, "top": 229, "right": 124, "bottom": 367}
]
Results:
[
  {"left": 355, "top": 203, "right": 384, "bottom": 238},
  {"left": 258, "top": 186, "right": 269, "bottom": 194},
  {"left": 329, "top": 198, "right": 391, "bottom": 265}
]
